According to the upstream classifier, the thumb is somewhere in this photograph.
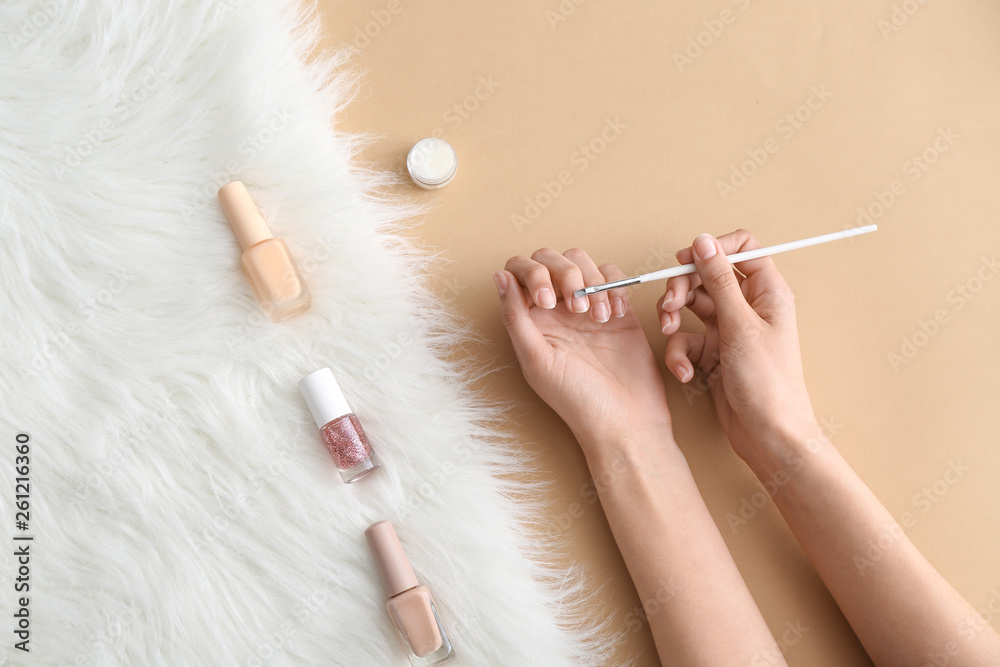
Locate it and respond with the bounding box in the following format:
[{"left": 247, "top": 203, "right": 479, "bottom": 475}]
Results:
[
  {"left": 691, "top": 233, "right": 755, "bottom": 327},
  {"left": 493, "top": 270, "right": 549, "bottom": 369}
]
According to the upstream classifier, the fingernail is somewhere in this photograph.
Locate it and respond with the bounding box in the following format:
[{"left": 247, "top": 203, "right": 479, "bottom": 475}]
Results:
[
  {"left": 661, "top": 311, "right": 672, "bottom": 333},
  {"left": 694, "top": 234, "right": 717, "bottom": 260},
  {"left": 573, "top": 296, "right": 589, "bottom": 313},
  {"left": 677, "top": 365, "right": 693, "bottom": 383},
  {"left": 492, "top": 271, "right": 508, "bottom": 296},
  {"left": 537, "top": 287, "right": 556, "bottom": 309},
  {"left": 613, "top": 297, "right": 626, "bottom": 318},
  {"left": 594, "top": 302, "right": 610, "bottom": 323},
  {"left": 662, "top": 289, "right": 674, "bottom": 310}
]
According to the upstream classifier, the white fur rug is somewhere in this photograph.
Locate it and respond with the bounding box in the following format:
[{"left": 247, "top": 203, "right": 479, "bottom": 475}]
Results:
[{"left": 0, "top": 1, "right": 611, "bottom": 664}]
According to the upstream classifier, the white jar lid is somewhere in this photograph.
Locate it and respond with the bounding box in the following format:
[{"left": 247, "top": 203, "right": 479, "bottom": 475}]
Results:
[{"left": 406, "top": 137, "right": 457, "bottom": 189}]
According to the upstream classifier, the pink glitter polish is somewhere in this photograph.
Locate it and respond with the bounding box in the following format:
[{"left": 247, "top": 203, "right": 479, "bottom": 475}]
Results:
[
  {"left": 320, "top": 414, "right": 371, "bottom": 470},
  {"left": 299, "top": 368, "right": 381, "bottom": 483}
]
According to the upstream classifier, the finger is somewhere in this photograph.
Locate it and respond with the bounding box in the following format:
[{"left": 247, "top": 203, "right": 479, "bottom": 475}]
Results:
[
  {"left": 702, "top": 229, "right": 795, "bottom": 323},
  {"left": 683, "top": 230, "right": 778, "bottom": 290},
  {"left": 665, "top": 331, "right": 705, "bottom": 383},
  {"left": 563, "top": 248, "right": 611, "bottom": 323},
  {"left": 659, "top": 269, "right": 700, "bottom": 317},
  {"left": 660, "top": 232, "right": 763, "bottom": 328},
  {"left": 686, "top": 286, "right": 717, "bottom": 323},
  {"left": 660, "top": 284, "right": 723, "bottom": 334},
  {"left": 714, "top": 228, "right": 781, "bottom": 282},
  {"left": 504, "top": 254, "right": 559, "bottom": 310},
  {"left": 677, "top": 243, "right": 745, "bottom": 270},
  {"left": 598, "top": 263, "right": 630, "bottom": 318},
  {"left": 493, "top": 270, "right": 549, "bottom": 367},
  {"left": 529, "top": 247, "right": 590, "bottom": 314},
  {"left": 660, "top": 230, "right": 761, "bottom": 319},
  {"left": 691, "top": 233, "right": 757, "bottom": 328}
]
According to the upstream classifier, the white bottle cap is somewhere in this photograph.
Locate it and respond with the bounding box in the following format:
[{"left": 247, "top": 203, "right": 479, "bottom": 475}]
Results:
[
  {"left": 406, "top": 137, "right": 457, "bottom": 189},
  {"left": 298, "top": 368, "right": 353, "bottom": 428}
]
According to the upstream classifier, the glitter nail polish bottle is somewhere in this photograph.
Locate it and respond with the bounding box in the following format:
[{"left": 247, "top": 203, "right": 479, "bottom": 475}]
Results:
[{"left": 299, "top": 368, "right": 381, "bottom": 483}]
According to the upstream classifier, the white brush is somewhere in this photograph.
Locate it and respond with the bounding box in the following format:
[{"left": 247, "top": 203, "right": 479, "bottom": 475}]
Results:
[{"left": 573, "top": 225, "right": 878, "bottom": 299}]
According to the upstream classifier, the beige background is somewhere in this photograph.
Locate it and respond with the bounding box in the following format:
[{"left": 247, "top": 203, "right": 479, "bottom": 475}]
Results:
[{"left": 316, "top": 2, "right": 1000, "bottom": 664}]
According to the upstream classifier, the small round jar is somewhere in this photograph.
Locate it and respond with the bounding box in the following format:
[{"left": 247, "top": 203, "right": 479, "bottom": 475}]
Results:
[{"left": 406, "top": 138, "right": 457, "bottom": 189}]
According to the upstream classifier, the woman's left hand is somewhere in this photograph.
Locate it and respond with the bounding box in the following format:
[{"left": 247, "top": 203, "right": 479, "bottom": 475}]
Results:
[{"left": 493, "top": 248, "right": 673, "bottom": 449}]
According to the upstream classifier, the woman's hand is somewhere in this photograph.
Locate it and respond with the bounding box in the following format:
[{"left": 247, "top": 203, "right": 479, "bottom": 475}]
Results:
[
  {"left": 658, "top": 230, "right": 818, "bottom": 462},
  {"left": 493, "top": 248, "right": 672, "bottom": 450}
]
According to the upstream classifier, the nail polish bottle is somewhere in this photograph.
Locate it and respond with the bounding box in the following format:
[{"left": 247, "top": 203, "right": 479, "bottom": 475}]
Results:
[
  {"left": 218, "top": 181, "right": 311, "bottom": 322},
  {"left": 298, "top": 368, "right": 381, "bottom": 483},
  {"left": 365, "top": 520, "right": 455, "bottom": 666}
]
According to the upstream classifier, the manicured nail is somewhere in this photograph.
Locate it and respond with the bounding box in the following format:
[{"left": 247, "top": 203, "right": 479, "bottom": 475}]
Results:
[
  {"left": 573, "top": 296, "right": 589, "bottom": 313},
  {"left": 594, "top": 302, "right": 610, "bottom": 323},
  {"left": 661, "top": 311, "right": 672, "bottom": 333},
  {"left": 662, "top": 289, "right": 674, "bottom": 310},
  {"left": 694, "top": 233, "right": 717, "bottom": 260},
  {"left": 613, "top": 297, "right": 626, "bottom": 318},
  {"left": 492, "top": 271, "right": 508, "bottom": 296},
  {"left": 537, "top": 287, "right": 556, "bottom": 309},
  {"left": 677, "top": 365, "right": 693, "bottom": 383}
]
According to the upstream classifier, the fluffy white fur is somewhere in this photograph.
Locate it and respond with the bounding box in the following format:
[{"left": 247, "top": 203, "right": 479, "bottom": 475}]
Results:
[{"left": 0, "top": 1, "right": 618, "bottom": 664}]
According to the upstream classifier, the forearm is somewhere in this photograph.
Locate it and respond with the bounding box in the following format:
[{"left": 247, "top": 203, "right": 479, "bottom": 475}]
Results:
[
  {"left": 752, "top": 425, "right": 1000, "bottom": 666},
  {"left": 577, "top": 427, "right": 782, "bottom": 666}
]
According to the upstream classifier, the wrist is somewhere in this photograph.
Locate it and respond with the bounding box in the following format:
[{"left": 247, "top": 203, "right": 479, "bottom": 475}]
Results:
[
  {"left": 743, "top": 417, "right": 833, "bottom": 481},
  {"left": 573, "top": 419, "right": 679, "bottom": 469}
]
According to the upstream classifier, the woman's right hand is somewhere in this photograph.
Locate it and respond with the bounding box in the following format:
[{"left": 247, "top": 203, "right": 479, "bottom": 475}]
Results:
[{"left": 657, "top": 230, "right": 820, "bottom": 463}]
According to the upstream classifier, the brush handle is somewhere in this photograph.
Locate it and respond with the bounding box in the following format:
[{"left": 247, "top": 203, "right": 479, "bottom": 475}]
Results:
[{"left": 575, "top": 225, "right": 878, "bottom": 298}]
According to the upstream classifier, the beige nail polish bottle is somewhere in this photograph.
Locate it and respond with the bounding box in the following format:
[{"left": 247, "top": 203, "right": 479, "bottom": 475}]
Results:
[
  {"left": 366, "top": 521, "right": 455, "bottom": 666},
  {"left": 218, "top": 181, "right": 311, "bottom": 322}
]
